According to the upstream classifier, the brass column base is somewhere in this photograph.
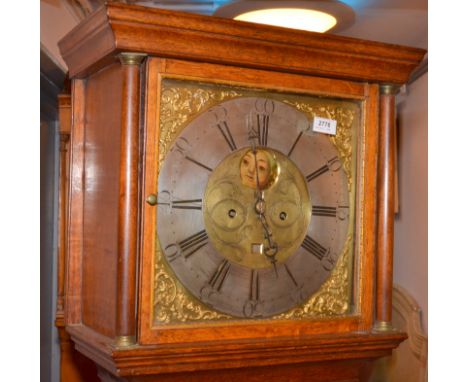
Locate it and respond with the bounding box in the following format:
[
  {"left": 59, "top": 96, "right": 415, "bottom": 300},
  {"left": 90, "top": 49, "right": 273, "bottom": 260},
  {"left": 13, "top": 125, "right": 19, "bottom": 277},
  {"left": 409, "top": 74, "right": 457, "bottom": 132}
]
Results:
[
  {"left": 373, "top": 321, "right": 394, "bottom": 332},
  {"left": 115, "top": 335, "right": 136, "bottom": 348}
]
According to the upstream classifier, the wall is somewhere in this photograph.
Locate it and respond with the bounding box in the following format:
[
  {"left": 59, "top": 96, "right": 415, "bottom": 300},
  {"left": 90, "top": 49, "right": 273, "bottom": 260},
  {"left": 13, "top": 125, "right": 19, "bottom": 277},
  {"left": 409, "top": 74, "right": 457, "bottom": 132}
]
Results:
[
  {"left": 394, "top": 72, "right": 428, "bottom": 333},
  {"left": 41, "top": 43, "right": 66, "bottom": 382},
  {"left": 41, "top": 0, "right": 79, "bottom": 71},
  {"left": 40, "top": 120, "right": 60, "bottom": 382}
]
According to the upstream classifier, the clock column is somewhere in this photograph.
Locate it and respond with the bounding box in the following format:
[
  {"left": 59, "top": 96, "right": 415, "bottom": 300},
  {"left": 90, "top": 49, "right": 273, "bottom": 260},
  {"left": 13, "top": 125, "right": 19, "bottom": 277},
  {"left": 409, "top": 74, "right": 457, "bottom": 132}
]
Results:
[
  {"left": 115, "top": 52, "right": 147, "bottom": 347},
  {"left": 375, "top": 84, "right": 400, "bottom": 332}
]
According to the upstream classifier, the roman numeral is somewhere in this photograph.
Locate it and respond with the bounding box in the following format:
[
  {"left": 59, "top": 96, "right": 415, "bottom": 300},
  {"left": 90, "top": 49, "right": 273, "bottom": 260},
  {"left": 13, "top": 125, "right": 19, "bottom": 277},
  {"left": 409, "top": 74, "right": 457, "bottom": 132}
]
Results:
[
  {"left": 216, "top": 121, "right": 237, "bottom": 151},
  {"left": 172, "top": 199, "right": 202, "bottom": 210},
  {"left": 249, "top": 99, "right": 274, "bottom": 147},
  {"left": 287, "top": 131, "right": 303, "bottom": 157},
  {"left": 312, "top": 205, "right": 337, "bottom": 218},
  {"left": 306, "top": 156, "right": 340, "bottom": 182},
  {"left": 208, "top": 259, "right": 231, "bottom": 292},
  {"left": 249, "top": 269, "right": 259, "bottom": 302},
  {"left": 175, "top": 138, "right": 213, "bottom": 172},
  {"left": 166, "top": 229, "right": 208, "bottom": 262},
  {"left": 256, "top": 114, "right": 269, "bottom": 146},
  {"left": 283, "top": 264, "right": 298, "bottom": 287},
  {"left": 243, "top": 270, "right": 261, "bottom": 317},
  {"left": 301, "top": 235, "right": 328, "bottom": 261},
  {"left": 156, "top": 192, "right": 203, "bottom": 212},
  {"left": 306, "top": 164, "right": 329, "bottom": 182},
  {"left": 184, "top": 156, "right": 213, "bottom": 172},
  {"left": 179, "top": 230, "right": 208, "bottom": 258}
]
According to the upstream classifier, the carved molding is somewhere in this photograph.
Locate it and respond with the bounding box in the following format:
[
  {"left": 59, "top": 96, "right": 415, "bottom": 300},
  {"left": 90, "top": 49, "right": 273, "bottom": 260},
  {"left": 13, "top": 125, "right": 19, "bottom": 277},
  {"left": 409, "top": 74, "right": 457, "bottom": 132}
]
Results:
[
  {"left": 369, "top": 284, "right": 428, "bottom": 382},
  {"left": 392, "top": 284, "right": 428, "bottom": 367},
  {"left": 59, "top": 2, "right": 426, "bottom": 80}
]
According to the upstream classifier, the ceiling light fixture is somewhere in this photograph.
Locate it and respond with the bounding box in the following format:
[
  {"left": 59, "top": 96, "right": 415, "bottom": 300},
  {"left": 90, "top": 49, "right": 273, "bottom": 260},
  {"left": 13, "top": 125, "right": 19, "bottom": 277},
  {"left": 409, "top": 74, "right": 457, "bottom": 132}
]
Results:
[
  {"left": 234, "top": 8, "right": 337, "bottom": 33},
  {"left": 214, "top": 1, "right": 355, "bottom": 33}
]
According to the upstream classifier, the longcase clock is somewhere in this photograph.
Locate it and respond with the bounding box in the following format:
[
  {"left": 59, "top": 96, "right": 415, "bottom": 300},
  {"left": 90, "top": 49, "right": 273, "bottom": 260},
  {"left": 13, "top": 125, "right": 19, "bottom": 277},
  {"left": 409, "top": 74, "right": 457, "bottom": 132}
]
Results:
[{"left": 56, "top": 3, "right": 425, "bottom": 381}]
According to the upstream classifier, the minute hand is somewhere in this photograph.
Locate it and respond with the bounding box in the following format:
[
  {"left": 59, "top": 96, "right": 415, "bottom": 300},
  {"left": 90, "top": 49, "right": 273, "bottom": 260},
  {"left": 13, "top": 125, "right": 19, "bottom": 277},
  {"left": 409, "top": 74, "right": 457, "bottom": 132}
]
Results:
[
  {"left": 255, "top": 197, "right": 279, "bottom": 276},
  {"left": 258, "top": 207, "right": 278, "bottom": 256},
  {"left": 252, "top": 154, "right": 278, "bottom": 271}
]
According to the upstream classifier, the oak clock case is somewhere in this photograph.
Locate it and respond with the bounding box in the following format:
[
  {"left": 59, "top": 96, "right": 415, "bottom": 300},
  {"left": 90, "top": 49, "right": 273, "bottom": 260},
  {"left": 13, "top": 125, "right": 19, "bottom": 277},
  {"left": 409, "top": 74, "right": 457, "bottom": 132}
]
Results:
[
  {"left": 152, "top": 78, "right": 360, "bottom": 323},
  {"left": 54, "top": 3, "right": 427, "bottom": 380}
]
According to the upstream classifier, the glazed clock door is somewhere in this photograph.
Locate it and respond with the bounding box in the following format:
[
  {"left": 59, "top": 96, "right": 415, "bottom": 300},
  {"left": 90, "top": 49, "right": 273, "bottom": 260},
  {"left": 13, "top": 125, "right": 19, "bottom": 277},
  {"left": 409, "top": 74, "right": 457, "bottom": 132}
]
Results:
[{"left": 138, "top": 59, "right": 374, "bottom": 346}]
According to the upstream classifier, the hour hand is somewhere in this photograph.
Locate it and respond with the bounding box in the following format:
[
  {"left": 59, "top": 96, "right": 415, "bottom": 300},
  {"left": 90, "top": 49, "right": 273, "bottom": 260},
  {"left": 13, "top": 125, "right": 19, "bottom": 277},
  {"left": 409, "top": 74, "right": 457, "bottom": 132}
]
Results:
[
  {"left": 264, "top": 241, "right": 279, "bottom": 277},
  {"left": 255, "top": 194, "right": 265, "bottom": 214},
  {"left": 257, "top": 209, "right": 278, "bottom": 270}
]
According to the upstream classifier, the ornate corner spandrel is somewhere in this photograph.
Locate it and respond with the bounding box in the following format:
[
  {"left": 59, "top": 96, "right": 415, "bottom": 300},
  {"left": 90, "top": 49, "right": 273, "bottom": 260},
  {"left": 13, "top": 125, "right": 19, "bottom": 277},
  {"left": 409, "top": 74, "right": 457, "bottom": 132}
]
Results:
[
  {"left": 158, "top": 84, "right": 242, "bottom": 164},
  {"left": 275, "top": 234, "right": 353, "bottom": 320},
  {"left": 282, "top": 100, "right": 358, "bottom": 192},
  {"left": 153, "top": 242, "right": 231, "bottom": 324}
]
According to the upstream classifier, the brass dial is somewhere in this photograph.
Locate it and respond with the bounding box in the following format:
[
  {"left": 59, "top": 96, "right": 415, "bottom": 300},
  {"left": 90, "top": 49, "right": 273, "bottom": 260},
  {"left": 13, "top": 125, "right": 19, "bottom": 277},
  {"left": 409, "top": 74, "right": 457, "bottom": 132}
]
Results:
[{"left": 157, "top": 97, "right": 350, "bottom": 318}]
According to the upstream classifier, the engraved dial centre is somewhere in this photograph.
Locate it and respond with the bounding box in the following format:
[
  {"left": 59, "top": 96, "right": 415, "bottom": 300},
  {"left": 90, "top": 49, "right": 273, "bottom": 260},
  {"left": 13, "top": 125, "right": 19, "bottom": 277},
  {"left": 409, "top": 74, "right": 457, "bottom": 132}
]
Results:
[{"left": 203, "top": 148, "right": 311, "bottom": 269}]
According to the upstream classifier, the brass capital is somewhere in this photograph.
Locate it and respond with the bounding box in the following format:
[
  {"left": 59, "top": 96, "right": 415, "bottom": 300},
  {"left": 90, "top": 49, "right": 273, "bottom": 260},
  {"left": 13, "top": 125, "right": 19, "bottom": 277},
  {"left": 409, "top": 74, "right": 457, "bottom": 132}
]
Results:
[
  {"left": 379, "top": 84, "right": 401, "bottom": 95},
  {"left": 119, "top": 52, "right": 147, "bottom": 66},
  {"left": 114, "top": 335, "right": 137, "bottom": 348},
  {"left": 373, "top": 320, "right": 395, "bottom": 332}
]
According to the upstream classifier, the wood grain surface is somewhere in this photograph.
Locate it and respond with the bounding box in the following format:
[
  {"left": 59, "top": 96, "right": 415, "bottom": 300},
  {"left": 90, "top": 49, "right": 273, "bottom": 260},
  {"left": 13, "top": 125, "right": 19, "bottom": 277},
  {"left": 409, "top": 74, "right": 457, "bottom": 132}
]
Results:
[
  {"left": 68, "top": 324, "right": 406, "bottom": 380},
  {"left": 376, "top": 89, "right": 397, "bottom": 325},
  {"left": 81, "top": 63, "right": 122, "bottom": 337},
  {"left": 138, "top": 58, "right": 380, "bottom": 345},
  {"left": 116, "top": 55, "right": 145, "bottom": 341},
  {"left": 58, "top": 3, "right": 425, "bottom": 83},
  {"left": 58, "top": 3, "right": 425, "bottom": 380}
]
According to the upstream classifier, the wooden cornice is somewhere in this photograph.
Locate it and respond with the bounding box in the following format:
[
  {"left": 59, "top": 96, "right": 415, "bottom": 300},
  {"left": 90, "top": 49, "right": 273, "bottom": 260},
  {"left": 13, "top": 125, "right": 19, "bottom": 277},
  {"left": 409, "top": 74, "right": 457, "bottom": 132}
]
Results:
[
  {"left": 68, "top": 325, "right": 406, "bottom": 377},
  {"left": 59, "top": 2, "right": 425, "bottom": 83}
]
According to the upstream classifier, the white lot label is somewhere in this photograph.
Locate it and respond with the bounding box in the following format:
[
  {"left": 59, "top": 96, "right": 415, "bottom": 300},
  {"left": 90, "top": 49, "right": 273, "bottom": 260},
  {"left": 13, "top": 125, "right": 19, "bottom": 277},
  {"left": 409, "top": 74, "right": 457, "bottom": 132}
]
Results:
[{"left": 312, "top": 117, "right": 337, "bottom": 135}]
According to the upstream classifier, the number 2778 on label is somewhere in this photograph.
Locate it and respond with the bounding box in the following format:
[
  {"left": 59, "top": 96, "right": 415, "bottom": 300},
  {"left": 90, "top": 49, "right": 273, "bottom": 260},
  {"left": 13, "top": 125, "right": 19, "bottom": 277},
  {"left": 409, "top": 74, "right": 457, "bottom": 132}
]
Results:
[{"left": 312, "top": 117, "right": 337, "bottom": 135}]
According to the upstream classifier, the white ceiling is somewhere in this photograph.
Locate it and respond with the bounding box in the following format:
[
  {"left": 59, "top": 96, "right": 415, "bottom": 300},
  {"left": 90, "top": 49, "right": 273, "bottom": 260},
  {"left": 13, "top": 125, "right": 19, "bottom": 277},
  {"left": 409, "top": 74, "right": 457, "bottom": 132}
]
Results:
[{"left": 40, "top": 0, "right": 428, "bottom": 72}]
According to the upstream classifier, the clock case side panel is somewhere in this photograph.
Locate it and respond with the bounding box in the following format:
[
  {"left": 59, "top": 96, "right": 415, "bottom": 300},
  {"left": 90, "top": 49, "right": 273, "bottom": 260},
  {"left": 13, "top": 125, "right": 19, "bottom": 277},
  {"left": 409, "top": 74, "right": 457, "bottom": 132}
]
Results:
[
  {"left": 66, "top": 63, "right": 127, "bottom": 338},
  {"left": 66, "top": 79, "right": 86, "bottom": 327},
  {"left": 138, "top": 58, "right": 379, "bottom": 345}
]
